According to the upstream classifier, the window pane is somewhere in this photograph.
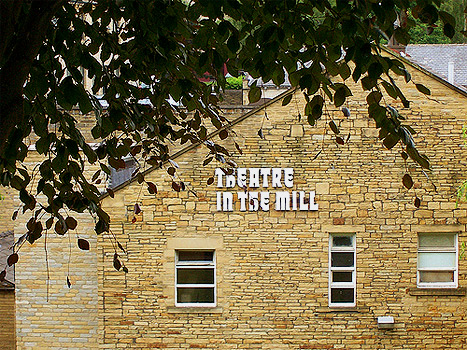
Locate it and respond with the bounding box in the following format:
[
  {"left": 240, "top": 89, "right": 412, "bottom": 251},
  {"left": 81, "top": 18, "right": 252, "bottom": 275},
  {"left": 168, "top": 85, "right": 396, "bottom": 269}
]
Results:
[
  {"left": 331, "top": 252, "right": 354, "bottom": 267},
  {"left": 177, "top": 268, "right": 214, "bottom": 284},
  {"left": 420, "top": 271, "right": 454, "bottom": 283},
  {"left": 333, "top": 236, "right": 353, "bottom": 247},
  {"left": 418, "top": 252, "right": 456, "bottom": 268},
  {"left": 331, "top": 288, "right": 354, "bottom": 304},
  {"left": 178, "top": 251, "right": 213, "bottom": 262},
  {"left": 419, "top": 234, "right": 455, "bottom": 248},
  {"left": 332, "top": 271, "right": 353, "bottom": 282},
  {"left": 177, "top": 288, "right": 214, "bottom": 304}
]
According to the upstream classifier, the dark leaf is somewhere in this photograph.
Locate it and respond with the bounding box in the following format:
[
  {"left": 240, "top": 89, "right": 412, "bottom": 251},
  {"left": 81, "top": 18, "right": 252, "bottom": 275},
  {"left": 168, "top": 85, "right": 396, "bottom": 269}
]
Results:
[
  {"left": 65, "top": 217, "right": 78, "bottom": 230},
  {"left": 334, "top": 85, "right": 352, "bottom": 107},
  {"left": 67, "top": 276, "right": 71, "bottom": 288},
  {"left": 329, "top": 120, "right": 339, "bottom": 134},
  {"left": 147, "top": 182, "right": 157, "bottom": 194},
  {"left": 95, "top": 219, "right": 109, "bottom": 234},
  {"left": 78, "top": 238, "right": 90, "bottom": 250},
  {"left": 207, "top": 177, "right": 215, "bottom": 185},
  {"left": 0, "top": 270, "right": 6, "bottom": 282},
  {"left": 167, "top": 167, "right": 176, "bottom": 176},
  {"left": 134, "top": 203, "right": 141, "bottom": 215},
  {"left": 383, "top": 133, "right": 400, "bottom": 149},
  {"left": 248, "top": 83, "right": 261, "bottom": 104},
  {"left": 122, "top": 266, "right": 129, "bottom": 273},
  {"left": 336, "top": 137, "right": 345, "bottom": 145},
  {"left": 414, "top": 197, "right": 421, "bottom": 208},
  {"left": 113, "top": 254, "right": 122, "bottom": 271},
  {"left": 117, "top": 241, "right": 126, "bottom": 253},
  {"left": 258, "top": 128, "right": 264, "bottom": 139},
  {"left": 131, "top": 216, "right": 137, "bottom": 224},
  {"left": 415, "top": 84, "right": 431, "bottom": 95},
  {"left": 366, "top": 91, "right": 382, "bottom": 105},
  {"left": 402, "top": 173, "right": 413, "bottom": 189},
  {"left": 172, "top": 181, "right": 181, "bottom": 192},
  {"left": 7, "top": 253, "right": 19, "bottom": 266},
  {"left": 130, "top": 145, "right": 142, "bottom": 156},
  {"left": 219, "top": 129, "right": 228, "bottom": 140},
  {"left": 443, "top": 23, "right": 455, "bottom": 39},
  {"left": 107, "top": 188, "right": 115, "bottom": 198},
  {"left": 282, "top": 94, "right": 293, "bottom": 106},
  {"left": 55, "top": 220, "right": 66, "bottom": 235},
  {"left": 12, "top": 210, "right": 18, "bottom": 221},
  {"left": 401, "top": 151, "right": 408, "bottom": 160},
  {"left": 203, "top": 157, "right": 213, "bottom": 166},
  {"left": 406, "top": 146, "right": 431, "bottom": 169}
]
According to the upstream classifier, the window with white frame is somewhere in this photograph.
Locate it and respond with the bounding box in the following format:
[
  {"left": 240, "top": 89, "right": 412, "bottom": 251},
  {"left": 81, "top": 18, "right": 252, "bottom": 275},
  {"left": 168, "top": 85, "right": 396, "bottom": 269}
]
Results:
[
  {"left": 175, "top": 250, "right": 216, "bottom": 307},
  {"left": 329, "top": 234, "right": 356, "bottom": 307},
  {"left": 417, "top": 233, "right": 458, "bottom": 288}
]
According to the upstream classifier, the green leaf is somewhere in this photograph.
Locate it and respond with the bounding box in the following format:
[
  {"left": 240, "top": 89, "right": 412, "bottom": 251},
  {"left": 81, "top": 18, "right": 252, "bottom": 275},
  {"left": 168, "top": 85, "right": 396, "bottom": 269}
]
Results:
[
  {"left": 415, "top": 84, "right": 431, "bottom": 95},
  {"left": 227, "top": 35, "right": 240, "bottom": 53},
  {"left": 383, "top": 133, "right": 400, "bottom": 149},
  {"left": 339, "top": 63, "right": 351, "bottom": 80},
  {"left": 334, "top": 85, "right": 352, "bottom": 108},
  {"left": 443, "top": 23, "right": 455, "bottom": 39},
  {"left": 282, "top": 93, "right": 293, "bottom": 106},
  {"left": 367, "top": 91, "right": 382, "bottom": 105},
  {"left": 439, "top": 10, "right": 456, "bottom": 27},
  {"left": 406, "top": 146, "right": 431, "bottom": 169},
  {"left": 248, "top": 82, "right": 261, "bottom": 104},
  {"left": 329, "top": 120, "right": 339, "bottom": 134},
  {"left": 77, "top": 88, "right": 93, "bottom": 114},
  {"left": 381, "top": 81, "right": 397, "bottom": 99}
]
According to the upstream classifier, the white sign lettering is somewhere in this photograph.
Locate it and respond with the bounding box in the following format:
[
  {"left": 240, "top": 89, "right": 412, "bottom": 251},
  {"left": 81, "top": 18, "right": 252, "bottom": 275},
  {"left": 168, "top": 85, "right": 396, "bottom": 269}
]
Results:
[{"left": 215, "top": 168, "right": 318, "bottom": 212}]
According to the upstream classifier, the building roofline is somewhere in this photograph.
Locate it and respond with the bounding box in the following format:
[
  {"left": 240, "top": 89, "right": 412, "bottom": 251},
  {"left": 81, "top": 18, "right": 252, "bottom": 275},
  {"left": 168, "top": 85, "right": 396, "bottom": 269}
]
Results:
[
  {"left": 382, "top": 45, "right": 467, "bottom": 98},
  {"left": 101, "top": 46, "right": 467, "bottom": 198},
  {"left": 101, "top": 88, "right": 296, "bottom": 198}
]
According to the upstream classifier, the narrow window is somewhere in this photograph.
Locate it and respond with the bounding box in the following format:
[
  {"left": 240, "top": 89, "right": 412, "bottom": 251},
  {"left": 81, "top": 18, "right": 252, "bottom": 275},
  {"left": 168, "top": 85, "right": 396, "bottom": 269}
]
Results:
[
  {"left": 175, "top": 250, "right": 216, "bottom": 307},
  {"left": 417, "top": 233, "right": 458, "bottom": 288},
  {"left": 329, "top": 234, "right": 356, "bottom": 307}
]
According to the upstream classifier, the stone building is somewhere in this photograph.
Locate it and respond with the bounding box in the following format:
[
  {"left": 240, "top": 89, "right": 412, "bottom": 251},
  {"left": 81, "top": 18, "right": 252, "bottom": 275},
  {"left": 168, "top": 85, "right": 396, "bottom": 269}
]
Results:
[{"left": 8, "top": 48, "right": 467, "bottom": 349}]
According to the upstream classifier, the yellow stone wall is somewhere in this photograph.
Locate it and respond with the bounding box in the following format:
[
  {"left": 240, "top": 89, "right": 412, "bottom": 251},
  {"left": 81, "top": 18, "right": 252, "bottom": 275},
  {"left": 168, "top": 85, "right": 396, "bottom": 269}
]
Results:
[
  {"left": 0, "top": 289, "right": 15, "bottom": 350},
  {"left": 11, "top": 110, "right": 101, "bottom": 349},
  {"left": 99, "top": 58, "right": 467, "bottom": 349},
  {"left": 6, "top": 51, "right": 467, "bottom": 349}
]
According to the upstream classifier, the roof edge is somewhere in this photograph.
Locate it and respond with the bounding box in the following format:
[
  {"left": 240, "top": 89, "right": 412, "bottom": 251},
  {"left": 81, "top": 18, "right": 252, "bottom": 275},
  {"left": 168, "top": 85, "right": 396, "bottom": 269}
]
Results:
[
  {"left": 102, "top": 46, "right": 467, "bottom": 198},
  {"left": 101, "top": 88, "right": 297, "bottom": 198},
  {"left": 382, "top": 45, "right": 467, "bottom": 98}
]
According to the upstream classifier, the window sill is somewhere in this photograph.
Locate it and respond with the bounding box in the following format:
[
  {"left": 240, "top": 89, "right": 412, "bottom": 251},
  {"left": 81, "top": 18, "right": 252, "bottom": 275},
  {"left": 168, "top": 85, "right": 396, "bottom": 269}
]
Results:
[
  {"left": 167, "top": 306, "right": 223, "bottom": 314},
  {"left": 407, "top": 287, "right": 466, "bottom": 296},
  {"left": 315, "top": 306, "right": 370, "bottom": 314}
]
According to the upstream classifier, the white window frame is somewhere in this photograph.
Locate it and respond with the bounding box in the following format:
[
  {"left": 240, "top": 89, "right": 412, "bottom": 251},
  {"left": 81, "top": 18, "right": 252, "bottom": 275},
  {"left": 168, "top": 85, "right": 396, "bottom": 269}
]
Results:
[
  {"left": 417, "top": 233, "right": 458, "bottom": 289},
  {"left": 329, "top": 234, "right": 356, "bottom": 307},
  {"left": 175, "top": 250, "right": 216, "bottom": 307}
]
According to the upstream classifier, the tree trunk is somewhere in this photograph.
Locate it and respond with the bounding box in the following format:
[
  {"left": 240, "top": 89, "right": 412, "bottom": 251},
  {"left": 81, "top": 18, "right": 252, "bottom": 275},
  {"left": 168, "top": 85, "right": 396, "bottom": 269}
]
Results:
[{"left": 0, "top": 0, "right": 65, "bottom": 158}]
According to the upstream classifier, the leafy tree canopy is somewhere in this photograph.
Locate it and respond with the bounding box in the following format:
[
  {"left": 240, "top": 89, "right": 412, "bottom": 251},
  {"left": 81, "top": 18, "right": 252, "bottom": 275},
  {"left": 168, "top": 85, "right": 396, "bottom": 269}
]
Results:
[
  {"left": 408, "top": 0, "right": 467, "bottom": 43},
  {"left": 0, "top": 0, "right": 464, "bottom": 273}
]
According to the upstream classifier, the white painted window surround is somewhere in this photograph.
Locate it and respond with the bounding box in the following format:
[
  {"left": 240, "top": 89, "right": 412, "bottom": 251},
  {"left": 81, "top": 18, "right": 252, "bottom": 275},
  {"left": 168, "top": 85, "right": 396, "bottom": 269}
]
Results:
[{"left": 417, "top": 233, "right": 458, "bottom": 289}]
